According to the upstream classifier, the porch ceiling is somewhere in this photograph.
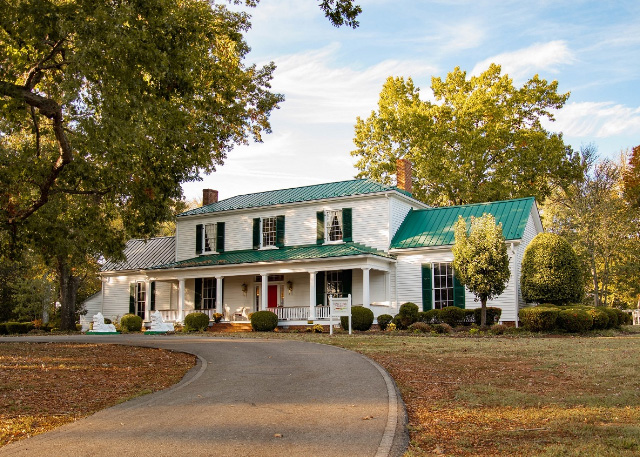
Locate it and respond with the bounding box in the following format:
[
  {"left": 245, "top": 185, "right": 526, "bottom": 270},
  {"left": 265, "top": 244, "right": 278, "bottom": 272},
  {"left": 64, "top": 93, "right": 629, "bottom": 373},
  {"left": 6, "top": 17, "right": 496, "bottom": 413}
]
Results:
[{"left": 152, "top": 242, "right": 394, "bottom": 271}]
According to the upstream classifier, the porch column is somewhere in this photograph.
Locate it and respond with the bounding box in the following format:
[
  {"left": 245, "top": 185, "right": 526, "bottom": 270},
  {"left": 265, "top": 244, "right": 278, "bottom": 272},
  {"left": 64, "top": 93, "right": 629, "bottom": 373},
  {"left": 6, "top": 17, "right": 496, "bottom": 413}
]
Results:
[
  {"left": 362, "top": 267, "right": 371, "bottom": 309},
  {"left": 309, "top": 271, "right": 316, "bottom": 320},
  {"left": 144, "top": 279, "right": 151, "bottom": 321},
  {"left": 178, "top": 279, "right": 185, "bottom": 322},
  {"left": 385, "top": 271, "right": 391, "bottom": 304},
  {"left": 215, "top": 276, "right": 224, "bottom": 315},
  {"left": 261, "top": 274, "right": 268, "bottom": 311}
]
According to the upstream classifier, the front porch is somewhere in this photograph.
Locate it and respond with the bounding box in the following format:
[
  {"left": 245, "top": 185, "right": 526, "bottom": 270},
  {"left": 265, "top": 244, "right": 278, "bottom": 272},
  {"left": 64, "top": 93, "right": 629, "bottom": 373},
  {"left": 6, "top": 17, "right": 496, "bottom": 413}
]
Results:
[{"left": 157, "top": 305, "right": 332, "bottom": 325}]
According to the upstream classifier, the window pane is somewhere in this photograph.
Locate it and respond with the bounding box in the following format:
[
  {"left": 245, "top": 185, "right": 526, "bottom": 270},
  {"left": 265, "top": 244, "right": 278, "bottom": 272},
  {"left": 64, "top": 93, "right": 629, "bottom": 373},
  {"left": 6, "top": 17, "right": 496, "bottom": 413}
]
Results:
[
  {"left": 204, "top": 224, "right": 216, "bottom": 252},
  {"left": 262, "top": 217, "right": 276, "bottom": 247},
  {"left": 327, "top": 211, "right": 343, "bottom": 241}
]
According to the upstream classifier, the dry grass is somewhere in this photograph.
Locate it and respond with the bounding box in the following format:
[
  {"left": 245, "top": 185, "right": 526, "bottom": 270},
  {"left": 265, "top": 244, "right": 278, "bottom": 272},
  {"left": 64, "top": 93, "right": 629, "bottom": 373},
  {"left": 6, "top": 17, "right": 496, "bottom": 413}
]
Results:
[{"left": 0, "top": 343, "right": 194, "bottom": 447}]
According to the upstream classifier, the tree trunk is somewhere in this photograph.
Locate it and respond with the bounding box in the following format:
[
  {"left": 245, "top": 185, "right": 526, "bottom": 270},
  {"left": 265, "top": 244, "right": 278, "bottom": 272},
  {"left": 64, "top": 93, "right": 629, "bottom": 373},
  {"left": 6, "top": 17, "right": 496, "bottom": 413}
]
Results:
[
  {"left": 480, "top": 297, "right": 487, "bottom": 327},
  {"left": 590, "top": 251, "right": 599, "bottom": 307},
  {"left": 57, "top": 257, "right": 80, "bottom": 331}
]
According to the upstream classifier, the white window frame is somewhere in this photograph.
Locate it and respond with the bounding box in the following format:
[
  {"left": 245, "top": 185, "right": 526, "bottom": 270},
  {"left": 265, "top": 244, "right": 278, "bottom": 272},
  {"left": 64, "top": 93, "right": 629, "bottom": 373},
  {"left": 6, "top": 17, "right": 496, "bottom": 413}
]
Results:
[
  {"left": 326, "top": 270, "right": 343, "bottom": 299},
  {"left": 135, "top": 281, "right": 146, "bottom": 318},
  {"left": 433, "top": 262, "right": 454, "bottom": 309},
  {"left": 325, "top": 210, "right": 343, "bottom": 243},
  {"left": 203, "top": 223, "right": 217, "bottom": 253},
  {"left": 261, "top": 216, "right": 277, "bottom": 249}
]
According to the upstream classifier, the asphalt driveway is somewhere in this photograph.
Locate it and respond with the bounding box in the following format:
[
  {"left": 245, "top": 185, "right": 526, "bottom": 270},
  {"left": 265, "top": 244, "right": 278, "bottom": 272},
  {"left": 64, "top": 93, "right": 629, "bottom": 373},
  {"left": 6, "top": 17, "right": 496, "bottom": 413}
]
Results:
[{"left": 0, "top": 335, "right": 407, "bottom": 457}]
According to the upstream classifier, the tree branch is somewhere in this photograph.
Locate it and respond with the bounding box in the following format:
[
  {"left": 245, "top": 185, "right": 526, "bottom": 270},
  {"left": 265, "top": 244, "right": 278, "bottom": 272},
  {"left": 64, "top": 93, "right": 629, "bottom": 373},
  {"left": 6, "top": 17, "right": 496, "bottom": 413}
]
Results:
[{"left": 30, "top": 105, "right": 41, "bottom": 157}]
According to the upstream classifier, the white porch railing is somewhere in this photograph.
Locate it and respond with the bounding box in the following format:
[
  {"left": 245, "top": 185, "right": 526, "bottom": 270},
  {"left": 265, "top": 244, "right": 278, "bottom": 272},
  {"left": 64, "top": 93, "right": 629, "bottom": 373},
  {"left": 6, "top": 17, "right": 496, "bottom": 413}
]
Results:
[
  {"left": 158, "top": 308, "right": 216, "bottom": 322},
  {"left": 272, "top": 306, "right": 331, "bottom": 321}
]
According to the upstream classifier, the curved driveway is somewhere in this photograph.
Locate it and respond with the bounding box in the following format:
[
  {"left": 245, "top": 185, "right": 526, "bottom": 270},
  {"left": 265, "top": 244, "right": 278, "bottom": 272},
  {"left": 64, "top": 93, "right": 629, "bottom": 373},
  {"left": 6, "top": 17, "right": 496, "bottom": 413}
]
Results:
[{"left": 0, "top": 335, "right": 407, "bottom": 457}]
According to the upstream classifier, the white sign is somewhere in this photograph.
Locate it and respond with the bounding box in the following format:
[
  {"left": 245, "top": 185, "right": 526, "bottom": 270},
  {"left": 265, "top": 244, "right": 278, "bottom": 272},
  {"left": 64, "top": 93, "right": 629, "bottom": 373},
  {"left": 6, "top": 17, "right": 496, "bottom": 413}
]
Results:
[{"left": 329, "top": 294, "right": 352, "bottom": 335}]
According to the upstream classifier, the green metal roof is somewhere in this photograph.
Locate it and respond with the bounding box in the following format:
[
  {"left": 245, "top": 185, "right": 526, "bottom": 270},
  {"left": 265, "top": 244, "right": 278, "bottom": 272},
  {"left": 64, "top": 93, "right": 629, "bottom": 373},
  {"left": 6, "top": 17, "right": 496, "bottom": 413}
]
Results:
[
  {"left": 390, "top": 197, "right": 535, "bottom": 249},
  {"left": 153, "top": 242, "right": 394, "bottom": 270},
  {"left": 179, "top": 179, "right": 411, "bottom": 216}
]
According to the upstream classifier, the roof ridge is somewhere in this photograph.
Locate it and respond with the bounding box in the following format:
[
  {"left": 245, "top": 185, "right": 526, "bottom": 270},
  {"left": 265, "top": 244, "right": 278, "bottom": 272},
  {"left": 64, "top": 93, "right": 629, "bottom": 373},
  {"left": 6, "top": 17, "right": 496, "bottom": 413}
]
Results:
[{"left": 411, "top": 196, "right": 535, "bottom": 212}]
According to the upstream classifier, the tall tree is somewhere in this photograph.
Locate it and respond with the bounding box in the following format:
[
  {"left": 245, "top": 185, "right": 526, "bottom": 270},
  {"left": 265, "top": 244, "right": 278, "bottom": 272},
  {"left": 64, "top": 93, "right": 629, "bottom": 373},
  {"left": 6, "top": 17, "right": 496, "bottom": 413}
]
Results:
[
  {"left": 352, "top": 64, "right": 583, "bottom": 206},
  {"left": 622, "top": 145, "right": 640, "bottom": 208},
  {"left": 452, "top": 214, "right": 511, "bottom": 326}
]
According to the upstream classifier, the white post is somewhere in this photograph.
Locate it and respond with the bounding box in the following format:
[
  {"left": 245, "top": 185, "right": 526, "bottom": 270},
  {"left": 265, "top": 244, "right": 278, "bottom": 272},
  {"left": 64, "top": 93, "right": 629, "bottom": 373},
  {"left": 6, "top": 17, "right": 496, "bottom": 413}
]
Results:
[
  {"left": 261, "top": 274, "right": 268, "bottom": 311},
  {"left": 216, "top": 276, "right": 223, "bottom": 315},
  {"left": 178, "top": 279, "right": 185, "bottom": 322},
  {"left": 309, "top": 271, "right": 316, "bottom": 320},
  {"left": 385, "top": 271, "right": 391, "bottom": 305},
  {"left": 362, "top": 267, "right": 371, "bottom": 309},
  {"left": 144, "top": 279, "right": 151, "bottom": 322}
]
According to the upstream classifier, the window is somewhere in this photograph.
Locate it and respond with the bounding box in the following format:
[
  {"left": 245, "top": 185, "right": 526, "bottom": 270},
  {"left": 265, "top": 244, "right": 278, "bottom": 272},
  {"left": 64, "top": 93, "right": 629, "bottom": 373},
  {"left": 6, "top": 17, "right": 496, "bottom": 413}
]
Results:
[
  {"left": 433, "top": 263, "right": 454, "bottom": 309},
  {"left": 202, "top": 278, "right": 216, "bottom": 309},
  {"left": 135, "top": 282, "right": 146, "bottom": 318},
  {"left": 326, "top": 210, "right": 343, "bottom": 242},
  {"left": 326, "top": 270, "right": 343, "bottom": 298},
  {"left": 204, "top": 224, "right": 216, "bottom": 253},
  {"left": 262, "top": 216, "right": 277, "bottom": 247}
]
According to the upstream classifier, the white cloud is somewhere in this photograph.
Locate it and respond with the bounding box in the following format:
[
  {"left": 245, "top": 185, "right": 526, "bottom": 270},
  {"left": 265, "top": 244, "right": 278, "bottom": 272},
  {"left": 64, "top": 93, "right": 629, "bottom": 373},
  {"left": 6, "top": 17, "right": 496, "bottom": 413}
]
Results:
[
  {"left": 472, "top": 41, "right": 576, "bottom": 82},
  {"left": 548, "top": 101, "right": 640, "bottom": 139}
]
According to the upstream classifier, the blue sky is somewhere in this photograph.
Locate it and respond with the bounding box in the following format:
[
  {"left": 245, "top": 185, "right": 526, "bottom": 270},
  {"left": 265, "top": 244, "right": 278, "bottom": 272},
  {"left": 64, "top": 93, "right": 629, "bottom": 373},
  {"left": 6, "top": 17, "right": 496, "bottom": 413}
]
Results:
[{"left": 183, "top": 0, "right": 640, "bottom": 201}]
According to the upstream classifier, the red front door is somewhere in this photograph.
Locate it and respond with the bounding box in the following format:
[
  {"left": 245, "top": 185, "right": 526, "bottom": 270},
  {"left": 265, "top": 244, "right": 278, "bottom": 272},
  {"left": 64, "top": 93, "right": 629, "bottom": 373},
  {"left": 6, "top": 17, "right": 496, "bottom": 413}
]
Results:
[{"left": 268, "top": 285, "right": 278, "bottom": 308}]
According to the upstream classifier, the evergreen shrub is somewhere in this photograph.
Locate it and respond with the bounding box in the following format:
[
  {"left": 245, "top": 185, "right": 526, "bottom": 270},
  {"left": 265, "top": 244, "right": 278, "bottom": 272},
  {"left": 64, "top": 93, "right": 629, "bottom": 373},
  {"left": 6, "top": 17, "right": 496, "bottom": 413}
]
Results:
[
  {"left": 432, "top": 323, "right": 452, "bottom": 334},
  {"left": 5, "top": 322, "right": 34, "bottom": 334},
  {"left": 473, "top": 307, "right": 502, "bottom": 326},
  {"left": 420, "top": 310, "right": 439, "bottom": 324},
  {"left": 463, "top": 309, "right": 476, "bottom": 324},
  {"left": 439, "top": 306, "right": 465, "bottom": 326},
  {"left": 341, "top": 306, "right": 374, "bottom": 331},
  {"left": 588, "top": 308, "right": 610, "bottom": 330},
  {"left": 120, "top": 314, "right": 143, "bottom": 332},
  {"left": 184, "top": 312, "right": 210, "bottom": 332},
  {"left": 518, "top": 307, "right": 559, "bottom": 332},
  {"left": 521, "top": 233, "right": 584, "bottom": 305},
  {"left": 557, "top": 309, "right": 593, "bottom": 333},
  {"left": 392, "top": 302, "right": 419, "bottom": 329},
  {"left": 612, "top": 308, "right": 629, "bottom": 326},
  {"left": 376, "top": 314, "right": 393, "bottom": 331},
  {"left": 601, "top": 307, "right": 618, "bottom": 328},
  {"left": 250, "top": 311, "right": 278, "bottom": 332}
]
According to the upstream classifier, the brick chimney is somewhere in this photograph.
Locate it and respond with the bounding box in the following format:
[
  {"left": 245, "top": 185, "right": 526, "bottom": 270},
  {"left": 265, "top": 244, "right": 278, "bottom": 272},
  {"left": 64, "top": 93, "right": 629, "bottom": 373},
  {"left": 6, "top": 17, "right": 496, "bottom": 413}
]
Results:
[
  {"left": 396, "top": 158, "right": 413, "bottom": 194},
  {"left": 202, "top": 189, "right": 218, "bottom": 206}
]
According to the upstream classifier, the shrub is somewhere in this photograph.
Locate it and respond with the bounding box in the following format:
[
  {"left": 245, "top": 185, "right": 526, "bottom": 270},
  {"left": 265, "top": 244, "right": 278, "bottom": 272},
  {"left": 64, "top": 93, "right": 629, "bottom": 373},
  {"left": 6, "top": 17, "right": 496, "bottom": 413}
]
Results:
[
  {"left": 473, "top": 307, "right": 502, "bottom": 326},
  {"left": 341, "top": 306, "right": 374, "bottom": 331},
  {"left": 518, "top": 307, "right": 559, "bottom": 332},
  {"left": 463, "top": 309, "right": 475, "bottom": 325},
  {"left": 419, "top": 310, "right": 439, "bottom": 324},
  {"left": 120, "top": 314, "right": 143, "bottom": 332},
  {"left": 489, "top": 324, "right": 508, "bottom": 335},
  {"left": 0, "top": 323, "right": 6, "bottom": 335},
  {"left": 557, "top": 309, "right": 593, "bottom": 333},
  {"left": 213, "top": 313, "right": 223, "bottom": 323},
  {"left": 5, "top": 322, "right": 34, "bottom": 334},
  {"left": 612, "top": 308, "right": 629, "bottom": 327},
  {"left": 408, "top": 322, "right": 431, "bottom": 333},
  {"left": 311, "top": 323, "right": 324, "bottom": 333},
  {"left": 432, "top": 323, "right": 452, "bottom": 334},
  {"left": 183, "top": 312, "right": 210, "bottom": 332},
  {"left": 588, "top": 308, "right": 610, "bottom": 330},
  {"left": 386, "top": 322, "right": 396, "bottom": 331},
  {"left": 393, "top": 302, "right": 419, "bottom": 329},
  {"left": 439, "top": 306, "right": 466, "bottom": 326},
  {"left": 521, "top": 233, "right": 584, "bottom": 305},
  {"left": 250, "top": 310, "right": 278, "bottom": 332},
  {"left": 377, "top": 314, "right": 393, "bottom": 331},
  {"left": 601, "top": 307, "right": 618, "bottom": 328}
]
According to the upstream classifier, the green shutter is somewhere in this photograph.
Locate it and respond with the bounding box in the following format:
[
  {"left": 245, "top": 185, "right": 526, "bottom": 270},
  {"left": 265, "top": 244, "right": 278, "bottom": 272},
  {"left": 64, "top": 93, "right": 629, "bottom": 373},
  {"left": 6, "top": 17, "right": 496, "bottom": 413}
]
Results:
[
  {"left": 150, "top": 281, "right": 156, "bottom": 311},
  {"left": 276, "top": 215, "right": 285, "bottom": 247},
  {"left": 342, "top": 269, "right": 352, "bottom": 297},
  {"left": 129, "top": 283, "right": 135, "bottom": 314},
  {"left": 195, "top": 224, "right": 203, "bottom": 254},
  {"left": 216, "top": 222, "right": 225, "bottom": 253},
  {"left": 253, "top": 218, "right": 260, "bottom": 249},
  {"left": 316, "top": 271, "right": 325, "bottom": 306},
  {"left": 421, "top": 264, "right": 433, "bottom": 311},
  {"left": 342, "top": 208, "right": 352, "bottom": 242},
  {"left": 453, "top": 270, "right": 465, "bottom": 309},
  {"left": 195, "top": 278, "right": 202, "bottom": 310},
  {"left": 316, "top": 211, "right": 325, "bottom": 245}
]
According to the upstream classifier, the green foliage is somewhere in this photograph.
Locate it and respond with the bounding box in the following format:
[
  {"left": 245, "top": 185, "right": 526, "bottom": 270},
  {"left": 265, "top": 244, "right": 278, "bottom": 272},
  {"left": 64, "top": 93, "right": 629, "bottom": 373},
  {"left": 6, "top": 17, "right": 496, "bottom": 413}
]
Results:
[
  {"left": 250, "top": 311, "right": 278, "bottom": 332},
  {"left": 184, "top": 312, "right": 210, "bottom": 332},
  {"left": 341, "top": 306, "right": 374, "bottom": 331},
  {"left": 376, "top": 314, "right": 393, "bottom": 331},
  {"left": 432, "top": 323, "right": 452, "bottom": 334},
  {"left": 5, "top": 322, "right": 35, "bottom": 334},
  {"left": 622, "top": 145, "right": 640, "bottom": 208},
  {"left": 119, "top": 314, "right": 143, "bottom": 332},
  {"left": 352, "top": 64, "right": 581, "bottom": 206},
  {"left": 473, "top": 307, "right": 502, "bottom": 326},
  {"left": 557, "top": 309, "right": 593, "bottom": 333},
  {"left": 439, "top": 306, "right": 466, "bottom": 326},
  {"left": 588, "top": 308, "right": 610, "bottom": 330},
  {"left": 452, "top": 213, "right": 510, "bottom": 326},
  {"left": 612, "top": 308, "right": 629, "bottom": 327},
  {"left": 408, "top": 322, "right": 431, "bottom": 333},
  {"left": 0, "top": 323, "right": 6, "bottom": 335},
  {"left": 521, "top": 233, "right": 584, "bottom": 305},
  {"left": 392, "top": 302, "right": 419, "bottom": 329},
  {"left": 419, "top": 309, "right": 439, "bottom": 323},
  {"left": 518, "top": 307, "right": 560, "bottom": 332},
  {"left": 601, "top": 307, "right": 619, "bottom": 328}
]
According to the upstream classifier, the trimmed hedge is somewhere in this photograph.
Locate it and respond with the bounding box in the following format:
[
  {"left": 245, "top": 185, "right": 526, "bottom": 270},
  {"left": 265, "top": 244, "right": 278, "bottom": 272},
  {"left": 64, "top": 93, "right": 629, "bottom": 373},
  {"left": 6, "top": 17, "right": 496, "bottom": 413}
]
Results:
[
  {"left": 418, "top": 310, "right": 439, "bottom": 324},
  {"left": 341, "top": 306, "right": 374, "bottom": 331},
  {"left": 439, "top": 306, "right": 465, "bottom": 326},
  {"left": 519, "top": 307, "right": 559, "bottom": 332},
  {"left": 393, "top": 302, "right": 419, "bottom": 329},
  {"left": 4, "top": 322, "right": 35, "bottom": 334},
  {"left": 377, "top": 314, "right": 393, "bottom": 331},
  {"left": 588, "top": 308, "right": 610, "bottom": 330},
  {"left": 184, "top": 312, "right": 210, "bottom": 332},
  {"left": 557, "top": 309, "right": 593, "bottom": 333},
  {"left": 120, "top": 314, "right": 143, "bottom": 332},
  {"left": 250, "top": 311, "right": 278, "bottom": 332},
  {"left": 473, "top": 307, "right": 502, "bottom": 326},
  {"left": 601, "top": 307, "right": 618, "bottom": 328}
]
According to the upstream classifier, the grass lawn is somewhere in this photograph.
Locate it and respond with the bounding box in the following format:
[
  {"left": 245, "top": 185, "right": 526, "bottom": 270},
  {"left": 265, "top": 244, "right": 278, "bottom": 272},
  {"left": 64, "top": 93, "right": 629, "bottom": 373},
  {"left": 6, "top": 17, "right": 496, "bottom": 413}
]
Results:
[{"left": 0, "top": 343, "right": 194, "bottom": 447}]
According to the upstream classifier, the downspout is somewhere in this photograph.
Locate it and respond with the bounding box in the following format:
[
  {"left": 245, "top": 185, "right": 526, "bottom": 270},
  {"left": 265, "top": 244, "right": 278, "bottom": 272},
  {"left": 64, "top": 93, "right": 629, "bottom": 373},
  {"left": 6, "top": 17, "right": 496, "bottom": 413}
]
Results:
[{"left": 511, "top": 242, "right": 519, "bottom": 328}]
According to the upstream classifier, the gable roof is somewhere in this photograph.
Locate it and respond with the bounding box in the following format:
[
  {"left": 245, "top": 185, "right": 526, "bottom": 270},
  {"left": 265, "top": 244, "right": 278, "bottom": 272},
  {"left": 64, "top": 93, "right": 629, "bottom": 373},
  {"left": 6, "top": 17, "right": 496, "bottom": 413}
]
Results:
[
  {"left": 390, "top": 197, "right": 535, "bottom": 249},
  {"left": 153, "top": 242, "right": 394, "bottom": 270},
  {"left": 178, "top": 179, "right": 415, "bottom": 216},
  {"left": 101, "top": 237, "right": 176, "bottom": 271}
]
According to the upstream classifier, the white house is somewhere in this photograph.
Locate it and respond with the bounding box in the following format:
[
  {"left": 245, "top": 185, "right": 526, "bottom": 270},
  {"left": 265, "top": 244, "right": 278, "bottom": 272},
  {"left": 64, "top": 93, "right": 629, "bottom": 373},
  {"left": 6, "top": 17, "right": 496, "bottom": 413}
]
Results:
[{"left": 97, "top": 160, "right": 542, "bottom": 326}]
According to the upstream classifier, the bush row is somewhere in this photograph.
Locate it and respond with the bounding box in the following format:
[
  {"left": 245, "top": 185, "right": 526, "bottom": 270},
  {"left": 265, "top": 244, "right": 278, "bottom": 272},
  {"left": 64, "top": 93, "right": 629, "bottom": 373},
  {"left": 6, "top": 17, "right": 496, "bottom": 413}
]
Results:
[
  {"left": 0, "top": 322, "right": 36, "bottom": 334},
  {"left": 519, "top": 304, "right": 632, "bottom": 333},
  {"left": 378, "top": 302, "right": 502, "bottom": 330}
]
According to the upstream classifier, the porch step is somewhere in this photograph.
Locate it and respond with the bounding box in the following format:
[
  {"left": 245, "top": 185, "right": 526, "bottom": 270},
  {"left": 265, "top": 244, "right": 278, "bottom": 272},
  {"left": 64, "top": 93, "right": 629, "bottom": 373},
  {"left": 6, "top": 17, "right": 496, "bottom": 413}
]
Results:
[{"left": 208, "top": 323, "right": 253, "bottom": 333}]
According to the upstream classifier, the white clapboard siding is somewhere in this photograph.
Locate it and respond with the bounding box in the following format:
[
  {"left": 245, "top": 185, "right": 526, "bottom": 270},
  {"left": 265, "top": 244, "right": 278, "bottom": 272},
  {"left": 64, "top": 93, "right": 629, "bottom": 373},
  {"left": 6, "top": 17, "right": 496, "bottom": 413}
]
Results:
[
  {"left": 82, "top": 292, "right": 102, "bottom": 319},
  {"left": 154, "top": 281, "right": 173, "bottom": 311},
  {"left": 515, "top": 213, "right": 539, "bottom": 309},
  {"left": 102, "top": 274, "right": 143, "bottom": 321},
  {"left": 389, "top": 196, "right": 415, "bottom": 240}
]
